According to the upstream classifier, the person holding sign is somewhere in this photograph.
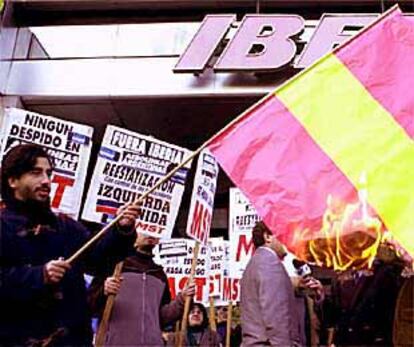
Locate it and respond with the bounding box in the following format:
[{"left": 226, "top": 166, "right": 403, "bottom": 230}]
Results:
[
  {"left": 167, "top": 302, "right": 221, "bottom": 347},
  {"left": 0, "top": 144, "right": 139, "bottom": 346},
  {"left": 88, "top": 232, "right": 196, "bottom": 346},
  {"left": 240, "top": 221, "right": 301, "bottom": 347}
]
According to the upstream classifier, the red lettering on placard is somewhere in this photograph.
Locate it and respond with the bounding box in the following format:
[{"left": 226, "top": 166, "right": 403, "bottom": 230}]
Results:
[
  {"left": 194, "top": 277, "right": 207, "bottom": 300},
  {"left": 232, "top": 278, "right": 240, "bottom": 301},
  {"left": 222, "top": 277, "right": 232, "bottom": 301},
  {"left": 136, "top": 220, "right": 165, "bottom": 235},
  {"left": 189, "top": 201, "right": 212, "bottom": 244},
  {"left": 209, "top": 273, "right": 222, "bottom": 295},
  {"left": 236, "top": 234, "right": 254, "bottom": 261},
  {"left": 177, "top": 276, "right": 207, "bottom": 302},
  {"left": 51, "top": 174, "right": 74, "bottom": 209},
  {"left": 167, "top": 277, "right": 177, "bottom": 299},
  {"left": 222, "top": 277, "right": 241, "bottom": 302}
]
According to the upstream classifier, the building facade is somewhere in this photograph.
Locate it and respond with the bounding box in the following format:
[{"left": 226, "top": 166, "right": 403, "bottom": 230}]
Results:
[{"left": 1, "top": 0, "right": 413, "bottom": 235}]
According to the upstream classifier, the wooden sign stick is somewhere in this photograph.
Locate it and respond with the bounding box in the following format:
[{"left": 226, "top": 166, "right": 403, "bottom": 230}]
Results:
[
  {"left": 95, "top": 262, "right": 123, "bottom": 347},
  {"left": 177, "top": 241, "right": 200, "bottom": 347}
]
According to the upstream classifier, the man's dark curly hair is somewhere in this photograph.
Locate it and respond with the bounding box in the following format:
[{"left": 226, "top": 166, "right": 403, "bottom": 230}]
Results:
[
  {"left": 1, "top": 144, "right": 53, "bottom": 205},
  {"left": 252, "top": 221, "right": 273, "bottom": 248}
]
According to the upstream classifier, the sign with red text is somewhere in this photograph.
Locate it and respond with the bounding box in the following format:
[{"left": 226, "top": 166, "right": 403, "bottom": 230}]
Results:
[
  {"left": 0, "top": 108, "right": 93, "bottom": 218},
  {"left": 221, "top": 277, "right": 241, "bottom": 303},
  {"left": 210, "top": 240, "right": 242, "bottom": 304},
  {"left": 208, "top": 237, "right": 225, "bottom": 298},
  {"left": 186, "top": 149, "right": 218, "bottom": 244},
  {"left": 82, "top": 125, "right": 192, "bottom": 238},
  {"left": 229, "top": 188, "right": 260, "bottom": 278},
  {"left": 212, "top": 240, "right": 241, "bottom": 304},
  {"left": 154, "top": 238, "right": 211, "bottom": 304}
]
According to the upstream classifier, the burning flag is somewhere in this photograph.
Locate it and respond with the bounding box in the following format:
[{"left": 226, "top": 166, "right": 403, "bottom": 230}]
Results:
[{"left": 208, "top": 7, "right": 414, "bottom": 269}]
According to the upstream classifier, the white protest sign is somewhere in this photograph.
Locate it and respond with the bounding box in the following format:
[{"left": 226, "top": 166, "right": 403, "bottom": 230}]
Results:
[
  {"left": 209, "top": 238, "right": 230, "bottom": 306},
  {"left": 209, "top": 240, "right": 240, "bottom": 304},
  {"left": 0, "top": 108, "right": 93, "bottom": 218},
  {"left": 229, "top": 188, "right": 260, "bottom": 278},
  {"left": 208, "top": 237, "right": 225, "bottom": 299},
  {"left": 154, "top": 238, "right": 210, "bottom": 304},
  {"left": 186, "top": 149, "right": 218, "bottom": 244},
  {"left": 210, "top": 240, "right": 241, "bottom": 305},
  {"left": 82, "top": 125, "right": 192, "bottom": 238}
]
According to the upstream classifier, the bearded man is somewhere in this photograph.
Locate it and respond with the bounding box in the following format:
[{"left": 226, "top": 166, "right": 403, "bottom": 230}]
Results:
[{"left": 0, "top": 144, "right": 139, "bottom": 346}]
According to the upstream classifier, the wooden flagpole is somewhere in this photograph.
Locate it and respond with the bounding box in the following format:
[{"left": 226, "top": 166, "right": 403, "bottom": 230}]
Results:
[
  {"left": 66, "top": 86, "right": 273, "bottom": 265},
  {"left": 66, "top": 147, "right": 199, "bottom": 263},
  {"left": 173, "top": 319, "right": 181, "bottom": 346},
  {"left": 176, "top": 241, "right": 200, "bottom": 347},
  {"left": 95, "top": 261, "right": 123, "bottom": 347},
  {"left": 209, "top": 297, "right": 217, "bottom": 332},
  {"left": 175, "top": 320, "right": 181, "bottom": 335},
  {"left": 225, "top": 301, "right": 233, "bottom": 347}
]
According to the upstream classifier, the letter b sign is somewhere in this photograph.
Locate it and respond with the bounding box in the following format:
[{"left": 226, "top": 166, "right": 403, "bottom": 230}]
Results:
[{"left": 215, "top": 15, "right": 304, "bottom": 72}]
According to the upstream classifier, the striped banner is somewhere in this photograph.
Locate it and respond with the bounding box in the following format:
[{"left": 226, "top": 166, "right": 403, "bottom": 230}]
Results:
[{"left": 208, "top": 7, "right": 414, "bottom": 264}]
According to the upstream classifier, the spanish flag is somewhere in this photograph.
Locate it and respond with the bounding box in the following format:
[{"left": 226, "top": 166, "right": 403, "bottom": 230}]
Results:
[{"left": 208, "top": 7, "right": 414, "bottom": 268}]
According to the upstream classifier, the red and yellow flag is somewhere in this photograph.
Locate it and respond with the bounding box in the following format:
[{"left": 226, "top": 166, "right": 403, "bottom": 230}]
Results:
[{"left": 208, "top": 7, "right": 414, "bottom": 269}]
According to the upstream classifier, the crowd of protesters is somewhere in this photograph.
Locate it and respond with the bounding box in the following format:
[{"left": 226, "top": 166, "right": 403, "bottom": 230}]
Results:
[{"left": 1, "top": 144, "right": 413, "bottom": 347}]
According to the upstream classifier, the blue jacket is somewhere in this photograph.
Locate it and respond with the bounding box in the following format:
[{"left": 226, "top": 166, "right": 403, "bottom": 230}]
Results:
[{"left": 0, "top": 202, "right": 136, "bottom": 346}]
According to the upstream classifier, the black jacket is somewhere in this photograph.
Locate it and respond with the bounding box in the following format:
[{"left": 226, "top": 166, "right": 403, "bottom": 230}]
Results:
[{"left": 0, "top": 201, "right": 136, "bottom": 346}]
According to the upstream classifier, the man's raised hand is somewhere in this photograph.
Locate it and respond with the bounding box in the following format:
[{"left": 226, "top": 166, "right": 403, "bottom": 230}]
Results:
[{"left": 43, "top": 258, "right": 71, "bottom": 284}]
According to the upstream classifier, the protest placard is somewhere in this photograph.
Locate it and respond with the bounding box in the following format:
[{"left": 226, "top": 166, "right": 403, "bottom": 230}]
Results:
[
  {"left": 154, "top": 238, "right": 210, "bottom": 304},
  {"left": 208, "top": 237, "right": 225, "bottom": 299},
  {"left": 0, "top": 108, "right": 93, "bottom": 218},
  {"left": 186, "top": 149, "right": 218, "bottom": 244},
  {"left": 209, "top": 240, "right": 240, "bottom": 305},
  {"left": 82, "top": 125, "right": 191, "bottom": 238},
  {"left": 229, "top": 188, "right": 260, "bottom": 279}
]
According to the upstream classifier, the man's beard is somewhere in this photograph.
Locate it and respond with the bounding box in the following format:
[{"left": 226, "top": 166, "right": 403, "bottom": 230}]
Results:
[
  {"left": 7, "top": 194, "right": 57, "bottom": 230},
  {"left": 26, "top": 196, "right": 52, "bottom": 210}
]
